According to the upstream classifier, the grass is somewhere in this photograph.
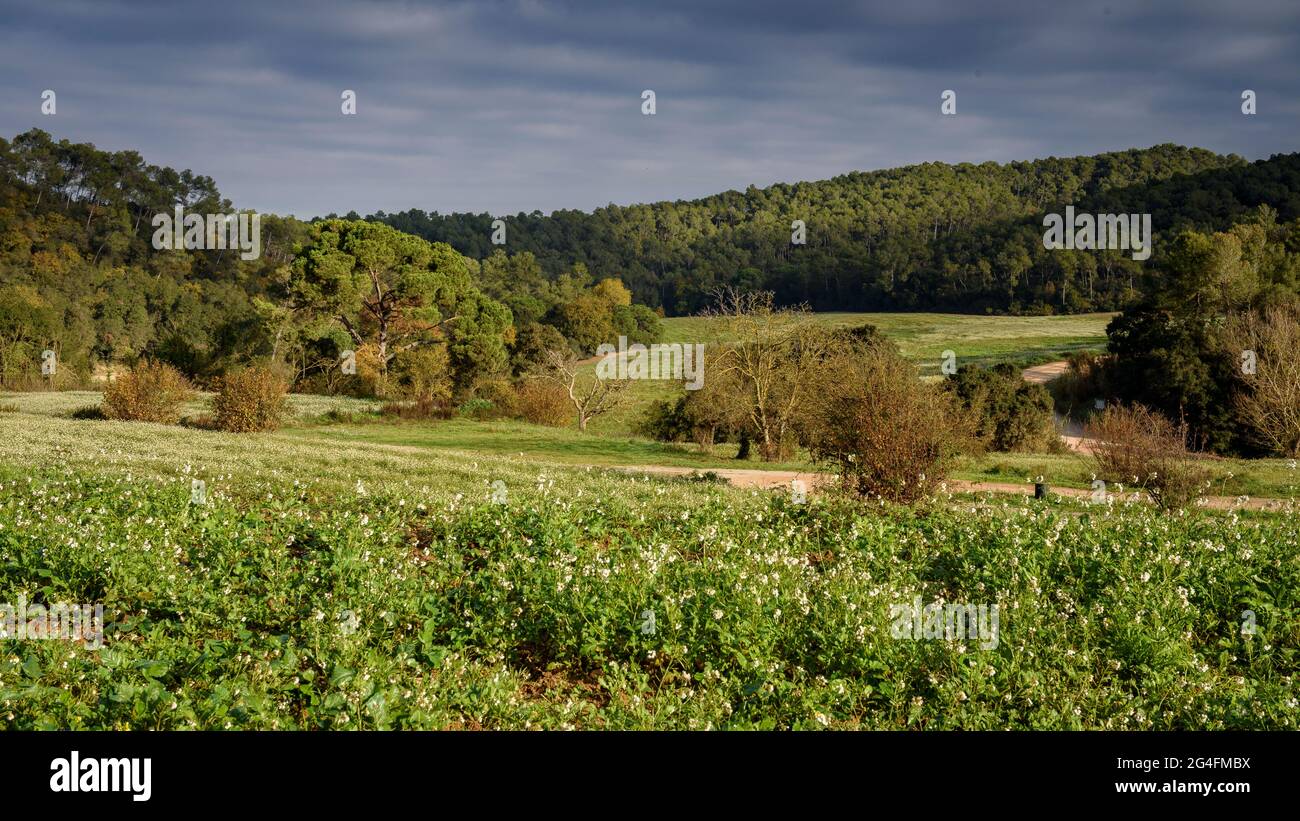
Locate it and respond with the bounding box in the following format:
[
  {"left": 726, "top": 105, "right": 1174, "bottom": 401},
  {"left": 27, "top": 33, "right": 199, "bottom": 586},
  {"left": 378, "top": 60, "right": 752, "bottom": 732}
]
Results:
[
  {"left": 3, "top": 389, "right": 381, "bottom": 423},
  {"left": 2, "top": 377, "right": 1297, "bottom": 730},
  {"left": 1, "top": 432, "right": 1296, "bottom": 729},
  {"left": 659, "top": 311, "right": 1114, "bottom": 371},
  {"left": 4, "top": 391, "right": 1296, "bottom": 499}
]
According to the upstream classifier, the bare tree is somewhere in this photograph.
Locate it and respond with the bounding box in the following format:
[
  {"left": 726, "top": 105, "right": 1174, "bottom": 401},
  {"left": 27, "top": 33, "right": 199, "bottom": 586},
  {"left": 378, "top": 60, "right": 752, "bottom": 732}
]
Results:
[
  {"left": 535, "top": 349, "right": 629, "bottom": 431},
  {"left": 1226, "top": 305, "right": 1300, "bottom": 457},
  {"left": 703, "top": 287, "right": 834, "bottom": 461}
]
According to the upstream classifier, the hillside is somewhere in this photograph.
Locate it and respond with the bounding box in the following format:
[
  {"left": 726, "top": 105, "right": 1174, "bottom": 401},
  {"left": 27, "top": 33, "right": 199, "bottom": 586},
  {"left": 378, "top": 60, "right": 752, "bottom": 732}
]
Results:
[
  {"left": 371, "top": 146, "right": 1300, "bottom": 314},
  {"left": 4, "top": 130, "right": 1300, "bottom": 389}
]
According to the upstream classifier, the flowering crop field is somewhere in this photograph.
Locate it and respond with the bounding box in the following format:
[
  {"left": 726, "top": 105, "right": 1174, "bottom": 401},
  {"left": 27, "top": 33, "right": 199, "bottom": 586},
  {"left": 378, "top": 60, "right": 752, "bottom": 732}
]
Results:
[{"left": 0, "top": 410, "right": 1297, "bottom": 730}]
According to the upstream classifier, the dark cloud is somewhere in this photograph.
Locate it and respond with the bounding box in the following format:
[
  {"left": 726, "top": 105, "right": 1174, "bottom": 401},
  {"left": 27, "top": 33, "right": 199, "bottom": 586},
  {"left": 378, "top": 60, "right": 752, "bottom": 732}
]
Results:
[{"left": 0, "top": 0, "right": 1295, "bottom": 218}]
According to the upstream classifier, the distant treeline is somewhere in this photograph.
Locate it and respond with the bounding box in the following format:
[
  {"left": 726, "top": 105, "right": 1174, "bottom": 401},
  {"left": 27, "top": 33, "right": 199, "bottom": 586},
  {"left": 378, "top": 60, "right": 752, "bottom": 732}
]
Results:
[{"left": 365, "top": 145, "right": 1300, "bottom": 315}]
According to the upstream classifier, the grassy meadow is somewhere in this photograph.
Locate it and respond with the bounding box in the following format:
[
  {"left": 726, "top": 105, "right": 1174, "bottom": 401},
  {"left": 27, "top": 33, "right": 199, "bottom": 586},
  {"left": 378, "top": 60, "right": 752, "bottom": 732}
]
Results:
[
  {"left": 2, "top": 408, "right": 1298, "bottom": 730},
  {"left": 2, "top": 311, "right": 1297, "bottom": 730}
]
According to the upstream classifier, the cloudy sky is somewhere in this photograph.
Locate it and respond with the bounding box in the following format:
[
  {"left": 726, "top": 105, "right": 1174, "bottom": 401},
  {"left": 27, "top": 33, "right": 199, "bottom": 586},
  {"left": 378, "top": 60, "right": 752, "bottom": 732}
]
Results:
[{"left": 1, "top": 0, "right": 1296, "bottom": 218}]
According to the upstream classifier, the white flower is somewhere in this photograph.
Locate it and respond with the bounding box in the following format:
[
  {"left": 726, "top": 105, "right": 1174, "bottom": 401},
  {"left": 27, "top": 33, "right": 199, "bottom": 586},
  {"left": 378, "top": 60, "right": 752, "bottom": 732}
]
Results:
[{"left": 713, "top": 609, "right": 723, "bottom": 620}]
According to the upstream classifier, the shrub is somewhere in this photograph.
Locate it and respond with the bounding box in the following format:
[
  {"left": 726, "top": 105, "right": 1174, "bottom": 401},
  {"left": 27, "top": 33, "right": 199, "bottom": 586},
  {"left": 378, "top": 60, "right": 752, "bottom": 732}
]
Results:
[
  {"left": 801, "top": 344, "right": 964, "bottom": 503},
  {"left": 391, "top": 345, "right": 453, "bottom": 405},
  {"left": 469, "top": 377, "right": 519, "bottom": 420},
  {"left": 638, "top": 350, "right": 747, "bottom": 454},
  {"left": 637, "top": 396, "right": 692, "bottom": 442},
  {"left": 1085, "top": 403, "right": 1210, "bottom": 511},
  {"left": 514, "top": 379, "right": 571, "bottom": 427},
  {"left": 212, "top": 366, "right": 288, "bottom": 432},
  {"left": 102, "top": 361, "right": 194, "bottom": 424},
  {"left": 945, "top": 363, "right": 1056, "bottom": 452},
  {"left": 458, "top": 398, "right": 496, "bottom": 420}
]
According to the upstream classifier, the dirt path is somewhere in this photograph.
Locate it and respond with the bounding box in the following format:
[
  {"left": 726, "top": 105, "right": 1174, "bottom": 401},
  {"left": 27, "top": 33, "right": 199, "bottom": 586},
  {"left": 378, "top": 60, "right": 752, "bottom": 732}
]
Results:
[
  {"left": 609, "top": 464, "right": 1292, "bottom": 512},
  {"left": 1021, "top": 360, "right": 1094, "bottom": 454},
  {"left": 1021, "top": 361, "right": 1071, "bottom": 384}
]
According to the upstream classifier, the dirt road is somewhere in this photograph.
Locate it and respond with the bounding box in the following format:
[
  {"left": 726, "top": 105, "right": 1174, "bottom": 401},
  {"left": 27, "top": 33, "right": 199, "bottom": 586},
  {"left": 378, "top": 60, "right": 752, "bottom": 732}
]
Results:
[
  {"left": 1021, "top": 361, "right": 1071, "bottom": 384},
  {"left": 609, "top": 463, "right": 1291, "bottom": 512}
]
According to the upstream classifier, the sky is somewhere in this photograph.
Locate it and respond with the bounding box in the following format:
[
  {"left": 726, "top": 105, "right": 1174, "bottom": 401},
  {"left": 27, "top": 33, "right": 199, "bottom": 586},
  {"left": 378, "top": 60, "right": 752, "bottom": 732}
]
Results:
[{"left": 0, "top": 0, "right": 1296, "bottom": 219}]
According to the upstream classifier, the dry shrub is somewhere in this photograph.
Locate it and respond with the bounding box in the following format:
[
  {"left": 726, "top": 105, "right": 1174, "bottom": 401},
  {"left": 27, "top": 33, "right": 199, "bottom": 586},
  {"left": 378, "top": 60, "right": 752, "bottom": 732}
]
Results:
[
  {"left": 515, "top": 379, "right": 571, "bottom": 427},
  {"left": 801, "top": 345, "right": 965, "bottom": 504},
  {"left": 1085, "top": 403, "right": 1209, "bottom": 511},
  {"left": 102, "top": 360, "right": 194, "bottom": 424},
  {"left": 213, "top": 365, "right": 288, "bottom": 432}
]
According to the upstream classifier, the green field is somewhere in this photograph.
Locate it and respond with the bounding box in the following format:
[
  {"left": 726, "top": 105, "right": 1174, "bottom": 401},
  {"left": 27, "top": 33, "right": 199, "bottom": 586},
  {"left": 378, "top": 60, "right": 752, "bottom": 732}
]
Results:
[
  {"left": 3, "top": 310, "right": 1296, "bottom": 730},
  {"left": 2, "top": 406, "right": 1298, "bottom": 730},
  {"left": 659, "top": 311, "right": 1114, "bottom": 367}
]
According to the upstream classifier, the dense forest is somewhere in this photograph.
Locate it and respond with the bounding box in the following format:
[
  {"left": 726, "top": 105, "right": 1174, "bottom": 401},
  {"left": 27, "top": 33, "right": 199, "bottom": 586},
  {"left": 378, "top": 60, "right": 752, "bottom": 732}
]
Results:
[
  {"left": 368, "top": 146, "right": 1300, "bottom": 314},
  {"left": 0, "top": 129, "right": 658, "bottom": 389}
]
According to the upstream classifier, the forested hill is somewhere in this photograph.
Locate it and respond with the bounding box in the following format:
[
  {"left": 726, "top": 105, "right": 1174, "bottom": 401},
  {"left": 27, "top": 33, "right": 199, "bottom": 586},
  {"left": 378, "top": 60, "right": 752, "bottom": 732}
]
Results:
[{"left": 369, "top": 146, "right": 1300, "bottom": 315}]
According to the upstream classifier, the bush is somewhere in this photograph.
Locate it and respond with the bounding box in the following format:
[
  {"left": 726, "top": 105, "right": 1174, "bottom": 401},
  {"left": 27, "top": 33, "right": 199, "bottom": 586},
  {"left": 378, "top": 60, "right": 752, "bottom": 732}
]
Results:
[
  {"left": 637, "top": 396, "right": 692, "bottom": 442},
  {"left": 212, "top": 366, "right": 288, "bottom": 432},
  {"left": 946, "top": 363, "right": 1056, "bottom": 452},
  {"left": 391, "top": 345, "right": 453, "bottom": 405},
  {"left": 801, "top": 344, "right": 964, "bottom": 503},
  {"left": 469, "top": 377, "right": 519, "bottom": 420},
  {"left": 514, "top": 379, "right": 571, "bottom": 427},
  {"left": 1225, "top": 306, "right": 1300, "bottom": 457},
  {"left": 458, "top": 398, "right": 496, "bottom": 420},
  {"left": 1085, "top": 403, "right": 1210, "bottom": 511},
  {"left": 102, "top": 361, "right": 194, "bottom": 424}
]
